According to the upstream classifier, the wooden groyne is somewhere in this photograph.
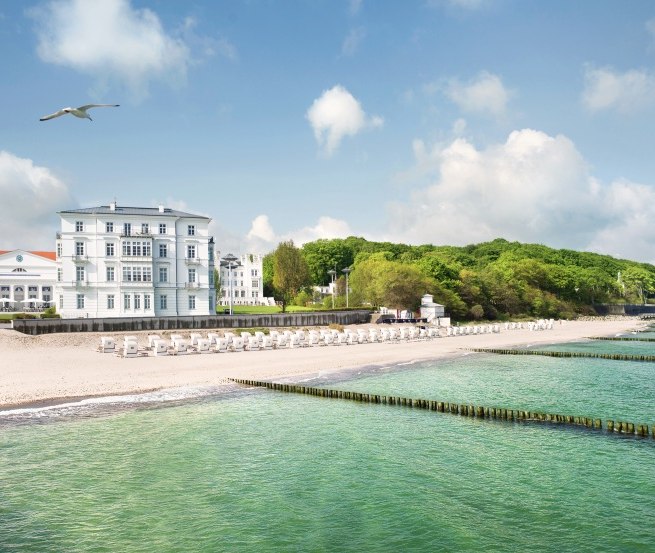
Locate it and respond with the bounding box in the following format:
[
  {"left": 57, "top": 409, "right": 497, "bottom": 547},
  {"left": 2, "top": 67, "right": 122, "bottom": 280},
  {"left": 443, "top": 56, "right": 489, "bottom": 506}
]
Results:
[
  {"left": 229, "top": 379, "right": 654, "bottom": 440},
  {"left": 588, "top": 336, "right": 655, "bottom": 343},
  {"left": 468, "top": 348, "right": 655, "bottom": 362}
]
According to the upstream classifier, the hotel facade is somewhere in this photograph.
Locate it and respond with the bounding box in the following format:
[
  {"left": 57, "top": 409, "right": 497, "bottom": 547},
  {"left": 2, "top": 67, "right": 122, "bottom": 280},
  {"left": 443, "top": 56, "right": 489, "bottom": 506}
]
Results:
[
  {"left": 0, "top": 250, "right": 57, "bottom": 309},
  {"left": 55, "top": 203, "right": 215, "bottom": 318},
  {"left": 217, "top": 252, "right": 269, "bottom": 307}
]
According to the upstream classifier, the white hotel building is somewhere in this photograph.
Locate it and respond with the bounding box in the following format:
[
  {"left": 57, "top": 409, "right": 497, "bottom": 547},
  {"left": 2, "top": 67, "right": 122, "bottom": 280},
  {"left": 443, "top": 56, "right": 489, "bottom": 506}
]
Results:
[
  {"left": 217, "top": 253, "right": 268, "bottom": 306},
  {"left": 55, "top": 203, "right": 215, "bottom": 318}
]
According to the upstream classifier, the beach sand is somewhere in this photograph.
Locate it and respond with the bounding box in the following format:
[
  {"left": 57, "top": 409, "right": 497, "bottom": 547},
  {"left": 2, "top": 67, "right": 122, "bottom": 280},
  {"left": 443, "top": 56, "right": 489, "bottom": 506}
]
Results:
[{"left": 0, "top": 318, "right": 645, "bottom": 409}]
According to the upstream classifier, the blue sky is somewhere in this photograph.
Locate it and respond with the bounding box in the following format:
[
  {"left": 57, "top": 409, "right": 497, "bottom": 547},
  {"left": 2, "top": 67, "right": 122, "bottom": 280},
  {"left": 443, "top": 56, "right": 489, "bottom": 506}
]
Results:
[{"left": 3, "top": 0, "right": 655, "bottom": 262}]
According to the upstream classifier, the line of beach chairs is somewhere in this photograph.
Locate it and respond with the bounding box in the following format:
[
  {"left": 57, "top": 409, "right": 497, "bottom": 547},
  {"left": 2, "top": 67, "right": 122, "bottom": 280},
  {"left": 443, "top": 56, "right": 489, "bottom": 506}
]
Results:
[{"left": 98, "top": 326, "right": 444, "bottom": 357}]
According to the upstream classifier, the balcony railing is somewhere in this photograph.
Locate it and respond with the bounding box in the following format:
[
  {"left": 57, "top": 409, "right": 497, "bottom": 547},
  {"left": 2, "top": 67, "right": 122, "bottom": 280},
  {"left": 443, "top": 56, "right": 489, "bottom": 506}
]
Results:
[
  {"left": 72, "top": 280, "right": 89, "bottom": 288},
  {"left": 185, "top": 257, "right": 201, "bottom": 264},
  {"left": 185, "top": 281, "right": 200, "bottom": 289},
  {"left": 72, "top": 254, "right": 89, "bottom": 262}
]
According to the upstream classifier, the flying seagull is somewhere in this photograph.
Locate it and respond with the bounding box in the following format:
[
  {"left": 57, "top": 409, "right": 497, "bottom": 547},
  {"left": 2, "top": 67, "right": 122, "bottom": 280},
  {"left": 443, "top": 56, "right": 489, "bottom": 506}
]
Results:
[{"left": 40, "top": 104, "right": 120, "bottom": 122}]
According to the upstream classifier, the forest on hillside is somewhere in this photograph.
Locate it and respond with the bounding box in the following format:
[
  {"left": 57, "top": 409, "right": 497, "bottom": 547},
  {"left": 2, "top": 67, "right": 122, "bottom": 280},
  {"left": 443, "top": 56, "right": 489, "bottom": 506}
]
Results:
[{"left": 262, "top": 238, "right": 655, "bottom": 321}]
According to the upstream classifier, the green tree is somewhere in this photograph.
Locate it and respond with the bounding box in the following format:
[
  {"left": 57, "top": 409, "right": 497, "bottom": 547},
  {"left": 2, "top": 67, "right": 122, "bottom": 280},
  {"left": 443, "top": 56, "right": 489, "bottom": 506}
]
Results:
[
  {"left": 301, "top": 239, "right": 354, "bottom": 285},
  {"left": 272, "top": 241, "right": 310, "bottom": 312}
]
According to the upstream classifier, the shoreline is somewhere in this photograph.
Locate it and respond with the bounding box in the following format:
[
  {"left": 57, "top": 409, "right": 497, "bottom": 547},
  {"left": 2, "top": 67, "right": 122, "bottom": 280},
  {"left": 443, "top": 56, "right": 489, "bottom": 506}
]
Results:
[{"left": 0, "top": 318, "right": 646, "bottom": 411}]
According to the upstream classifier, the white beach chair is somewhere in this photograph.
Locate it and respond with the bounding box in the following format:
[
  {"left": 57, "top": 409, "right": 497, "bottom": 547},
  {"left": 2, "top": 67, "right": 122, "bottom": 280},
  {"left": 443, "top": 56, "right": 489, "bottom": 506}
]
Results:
[
  {"left": 170, "top": 334, "right": 184, "bottom": 348},
  {"left": 147, "top": 335, "right": 161, "bottom": 349},
  {"left": 207, "top": 332, "right": 220, "bottom": 346},
  {"left": 254, "top": 331, "right": 266, "bottom": 345},
  {"left": 153, "top": 339, "right": 168, "bottom": 356},
  {"left": 308, "top": 332, "right": 321, "bottom": 347},
  {"left": 122, "top": 340, "right": 138, "bottom": 358},
  {"left": 232, "top": 337, "right": 245, "bottom": 352},
  {"left": 196, "top": 338, "right": 211, "bottom": 353},
  {"left": 246, "top": 336, "right": 260, "bottom": 351},
  {"left": 289, "top": 334, "right": 301, "bottom": 348},
  {"left": 322, "top": 333, "right": 335, "bottom": 345},
  {"left": 214, "top": 338, "right": 228, "bottom": 353},
  {"left": 190, "top": 333, "right": 202, "bottom": 347},
  {"left": 173, "top": 339, "right": 189, "bottom": 355},
  {"left": 275, "top": 334, "right": 288, "bottom": 349},
  {"left": 261, "top": 336, "right": 273, "bottom": 350},
  {"left": 98, "top": 336, "right": 116, "bottom": 353}
]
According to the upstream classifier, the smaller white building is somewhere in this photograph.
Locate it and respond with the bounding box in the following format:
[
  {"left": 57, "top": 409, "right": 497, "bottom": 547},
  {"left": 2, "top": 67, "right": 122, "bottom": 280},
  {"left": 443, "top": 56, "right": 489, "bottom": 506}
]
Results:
[
  {"left": 420, "top": 294, "right": 450, "bottom": 326},
  {"left": 218, "top": 253, "right": 271, "bottom": 306},
  {"left": 0, "top": 250, "right": 57, "bottom": 310}
]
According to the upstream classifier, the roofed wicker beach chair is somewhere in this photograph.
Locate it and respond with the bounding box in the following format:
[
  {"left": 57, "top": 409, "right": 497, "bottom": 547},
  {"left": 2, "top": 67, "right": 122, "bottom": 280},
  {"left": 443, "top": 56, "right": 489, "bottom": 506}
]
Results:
[
  {"left": 207, "top": 332, "right": 220, "bottom": 346},
  {"left": 147, "top": 335, "right": 161, "bottom": 349},
  {"left": 153, "top": 339, "right": 168, "bottom": 356},
  {"left": 214, "top": 338, "right": 228, "bottom": 353},
  {"left": 231, "top": 337, "right": 245, "bottom": 352},
  {"left": 98, "top": 336, "right": 116, "bottom": 353},
  {"left": 196, "top": 338, "right": 211, "bottom": 353}
]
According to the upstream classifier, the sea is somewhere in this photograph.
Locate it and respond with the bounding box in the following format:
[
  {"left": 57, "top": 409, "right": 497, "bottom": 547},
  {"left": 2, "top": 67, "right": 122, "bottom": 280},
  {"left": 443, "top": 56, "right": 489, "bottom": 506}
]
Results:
[{"left": 1, "top": 328, "right": 654, "bottom": 552}]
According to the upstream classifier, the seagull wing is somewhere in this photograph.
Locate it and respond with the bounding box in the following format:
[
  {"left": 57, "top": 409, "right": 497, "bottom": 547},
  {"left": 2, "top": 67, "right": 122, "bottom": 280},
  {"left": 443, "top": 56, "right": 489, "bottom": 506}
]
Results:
[
  {"left": 78, "top": 104, "right": 120, "bottom": 112},
  {"left": 40, "top": 109, "right": 68, "bottom": 121}
]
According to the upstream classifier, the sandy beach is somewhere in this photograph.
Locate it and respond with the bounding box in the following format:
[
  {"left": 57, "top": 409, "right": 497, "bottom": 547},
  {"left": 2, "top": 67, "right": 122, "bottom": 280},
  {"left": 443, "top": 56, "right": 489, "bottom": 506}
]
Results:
[{"left": 0, "top": 318, "right": 646, "bottom": 410}]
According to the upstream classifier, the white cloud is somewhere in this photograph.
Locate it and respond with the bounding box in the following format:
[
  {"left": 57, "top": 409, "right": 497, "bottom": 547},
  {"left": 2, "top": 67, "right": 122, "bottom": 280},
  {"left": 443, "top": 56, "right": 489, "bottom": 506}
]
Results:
[
  {"left": 427, "top": 0, "right": 489, "bottom": 11},
  {"left": 446, "top": 71, "right": 511, "bottom": 117},
  {"left": 30, "top": 0, "right": 192, "bottom": 100},
  {"left": 0, "top": 151, "right": 75, "bottom": 250},
  {"left": 348, "top": 0, "right": 363, "bottom": 16},
  {"left": 306, "top": 85, "right": 383, "bottom": 156},
  {"left": 239, "top": 214, "right": 354, "bottom": 253},
  {"left": 582, "top": 66, "right": 655, "bottom": 113},
  {"left": 387, "top": 129, "right": 655, "bottom": 263},
  {"left": 341, "top": 27, "right": 366, "bottom": 56}
]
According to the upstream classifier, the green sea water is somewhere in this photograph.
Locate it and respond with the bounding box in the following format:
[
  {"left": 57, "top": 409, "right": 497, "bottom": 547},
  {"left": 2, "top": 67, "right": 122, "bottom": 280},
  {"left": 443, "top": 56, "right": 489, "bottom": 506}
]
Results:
[{"left": 1, "top": 336, "right": 654, "bottom": 552}]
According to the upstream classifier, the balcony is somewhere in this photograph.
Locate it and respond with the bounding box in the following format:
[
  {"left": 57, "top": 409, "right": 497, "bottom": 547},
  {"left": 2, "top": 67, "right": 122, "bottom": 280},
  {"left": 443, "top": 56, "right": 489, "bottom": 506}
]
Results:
[
  {"left": 185, "top": 257, "right": 201, "bottom": 265},
  {"left": 71, "top": 280, "right": 90, "bottom": 288},
  {"left": 72, "top": 254, "right": 89, "bottom": 263},
  {"left": 185, "top": 281, "right": 200, "bottom": 289},
  {"left": 120, "top": 254, "right": 153, "bottom": 262}
]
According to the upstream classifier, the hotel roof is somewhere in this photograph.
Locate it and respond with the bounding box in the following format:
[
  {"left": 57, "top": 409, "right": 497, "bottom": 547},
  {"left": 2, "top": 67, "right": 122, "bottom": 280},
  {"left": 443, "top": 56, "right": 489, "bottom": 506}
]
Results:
[
  {"left": 0, "top": 250, "right": 56, "bottom": 261},
  {"left": 58, "top": 205, "right": 210, "bottom": 220}
]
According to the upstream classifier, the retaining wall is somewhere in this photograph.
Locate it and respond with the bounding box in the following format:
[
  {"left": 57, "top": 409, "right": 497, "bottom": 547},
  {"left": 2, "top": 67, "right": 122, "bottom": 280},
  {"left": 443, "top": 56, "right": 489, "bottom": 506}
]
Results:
[
  {"left": 11, "top": 310, "right": 372, "bottom": 335},
  {"left": 592, "top": 303, "right": 655, "bottom": 316}
]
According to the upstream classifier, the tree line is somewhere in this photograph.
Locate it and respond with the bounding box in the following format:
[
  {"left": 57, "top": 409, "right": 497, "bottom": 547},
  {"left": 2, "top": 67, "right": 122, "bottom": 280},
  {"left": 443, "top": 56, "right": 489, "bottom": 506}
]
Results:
[{"left": 264, "top": 237, "right": 655, "bottom": 320}]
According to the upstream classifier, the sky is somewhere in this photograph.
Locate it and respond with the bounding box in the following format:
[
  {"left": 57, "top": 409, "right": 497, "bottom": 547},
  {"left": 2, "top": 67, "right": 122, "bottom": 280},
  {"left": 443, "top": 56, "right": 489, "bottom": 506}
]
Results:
[{"left": 3, "top": 0, "right": 655, "bottom": 263}]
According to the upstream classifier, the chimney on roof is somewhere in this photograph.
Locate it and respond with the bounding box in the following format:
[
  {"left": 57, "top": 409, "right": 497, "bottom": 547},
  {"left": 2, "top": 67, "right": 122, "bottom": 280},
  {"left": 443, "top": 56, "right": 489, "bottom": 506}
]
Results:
[
  {"left": 110, "top": 201, "right": 116, "bottom": 211},
  {"left": 158, "top": 204, "right": 165, "bottom": 213}
]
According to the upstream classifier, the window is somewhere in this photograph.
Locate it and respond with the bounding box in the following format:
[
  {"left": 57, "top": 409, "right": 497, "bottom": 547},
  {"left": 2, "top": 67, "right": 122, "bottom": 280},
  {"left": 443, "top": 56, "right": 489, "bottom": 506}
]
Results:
[
  {"left": 75, "top": 242, "right": 84, "bottom": 256},
  {"left": 240, "top": 290, "right": 246, "bottom": 298},
  {"left": 134, "top": 294, "right": 141, "bottom": 309},
  {"left": 252, "top": 290, "right": 259, "bottom": 298},
  {"left": 252, "top": 280, "right": 258, "bottom": 288},
  {"left": 209, "top": 246, "right": 214, "bottom": 261},
  {"left": 122, "top": 266, "right": 132, "bottom": 282},
  {"left": 159, "top": 267, "right": 168, "bottom": 283},
  {"left": 251, "top": 269, "right": 259, "bottom": 277},
  {"left": 187, "top": 245, "right": 196, "bottom": 259},
  {"left": 43, "top": 294, "right": 51, "bottom": 302},
  {"left": 57, "top": 243, "right": 62, "bottom": 258},
  {"left": 188, "top": 295, "right": 196, "bottom": 309},
  {"left": 106, "top": 242, "right": 115, "bottom": 257},
  {"left": 143, "top": 267, "right": 152, "bottom": 282},
  {"left": 75, "top": 221, "right": 84, "bottom": 232},
  {"left": 107, "top": 294, "right": 115, "bottom": 309},
  {"left": 123, "top": 223, "right": 131, "bottom": 236},
  {"left": 107, "top": 267, "right": 115, "bottom": 282},
  {"left": 76, "top": 294, "right": 84, "bottom": 309},
  {"left": 122, "top": 241, "right": 151, "bottom": 256},
  {"left": 160, "top": 295, "right": 167, "bottom": 310},
  {"left": 159, "top": 244, "right": 167, "bottom": 258},
  {"left": 57, "top": 268, "right": 62, "bottom": 282},
  {"left": 141, "top": 223, "right": 149, "bottom": 234},
  {"left": 124, "top": 294, "right": 131, "bottom": 309},
  {"left": 59, "top": 295, "right": 63, "bottom": 309},
  {"left": 188, "top": 268, "right": 196, "bottom": 283},
  {"left": 106, "top": 222, "right": 114, "bottom": 233},
  {"left": 187, "top": 225, "right": 195, "bottom": 236},
  {"left": 144, "top": 294, "right": 151, "bottom": 310},
  {"left": 159, "top": 223, "right": 166, "bottom": 235},
  {"left": 76, "top": 266, "right": 85, "bottom": 282}
]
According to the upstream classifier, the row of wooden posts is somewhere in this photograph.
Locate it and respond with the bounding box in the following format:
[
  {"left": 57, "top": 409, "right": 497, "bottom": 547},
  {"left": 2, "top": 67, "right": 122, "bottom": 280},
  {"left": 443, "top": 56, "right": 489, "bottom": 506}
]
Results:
[
  {"left": 468, "top": 348, "right": 655, "bottom": 362},
  {"left": 588, "top": 336, "right": 655, "bottom": 343},
  {"left": 229, "top": 379, "right": 654, "bottom": 439}
]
